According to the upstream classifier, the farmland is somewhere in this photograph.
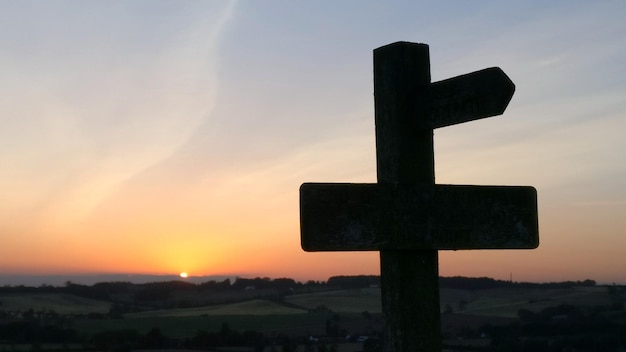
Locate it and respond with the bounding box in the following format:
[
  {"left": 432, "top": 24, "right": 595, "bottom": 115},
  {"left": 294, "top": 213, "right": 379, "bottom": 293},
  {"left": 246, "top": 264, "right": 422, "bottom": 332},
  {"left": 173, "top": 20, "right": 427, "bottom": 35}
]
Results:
[
  {"left": 0, "top": 276, "right": 624, "bottom": 351},
  {"left": 0, "top": 293, "right": 110, "bottom": 314},
  {"left": 0, "top": 285, "right": 613, "bottom": 319},
  {"left": 126, "top": 299, "right": 307, "bottom": 318}
]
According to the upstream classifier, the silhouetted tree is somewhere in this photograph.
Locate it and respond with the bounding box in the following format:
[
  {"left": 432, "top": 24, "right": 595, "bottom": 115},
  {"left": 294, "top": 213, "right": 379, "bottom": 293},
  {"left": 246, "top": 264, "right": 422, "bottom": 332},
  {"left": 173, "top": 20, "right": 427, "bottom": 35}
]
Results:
[{"left": 143, "top": 327, "right": 167, "bottom": 348}]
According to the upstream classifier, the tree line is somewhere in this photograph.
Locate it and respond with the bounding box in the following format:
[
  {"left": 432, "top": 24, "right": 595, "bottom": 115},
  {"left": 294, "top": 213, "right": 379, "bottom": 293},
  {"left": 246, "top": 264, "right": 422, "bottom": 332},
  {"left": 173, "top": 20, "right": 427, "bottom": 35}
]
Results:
[{"left": 0, "top": 275, "right": 599, "bottom": 298}]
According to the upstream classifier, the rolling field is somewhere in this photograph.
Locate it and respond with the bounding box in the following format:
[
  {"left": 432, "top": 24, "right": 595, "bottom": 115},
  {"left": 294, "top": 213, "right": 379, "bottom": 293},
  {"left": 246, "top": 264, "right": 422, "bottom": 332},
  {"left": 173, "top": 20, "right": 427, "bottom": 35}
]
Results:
[
  {"left": 1, "top": 286, "right": 612, "bottom": 319},
  {"left": 0, "top": 293, "right": 111, "bottom": 314},
  {"left": 440, "top": 286, "right": 612, "bottom": 318},
  {"left": 4, "top": 285, "right": 619, "bottom": 341},
  {"left": 79, "top": 298, "right": 376, "bottom": 338},
  {"left": 287, "top": 286, "right": 613, "bottom": 316},
  {"left": 76, "top": 312, "right": 359, "bottom": 338},
  {"left": 285, "top": 288, "right": 382, "bottom": 313},
  {"left": 126, "top": 299, "right": 307, "bottom": 318}
]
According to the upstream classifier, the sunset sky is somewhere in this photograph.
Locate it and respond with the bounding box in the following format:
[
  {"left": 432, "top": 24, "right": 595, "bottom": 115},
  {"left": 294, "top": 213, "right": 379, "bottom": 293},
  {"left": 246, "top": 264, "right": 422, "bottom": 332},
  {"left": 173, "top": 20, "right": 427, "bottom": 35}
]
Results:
[{"left": 1, "top": 1, "right": 625, "bottom": 284}]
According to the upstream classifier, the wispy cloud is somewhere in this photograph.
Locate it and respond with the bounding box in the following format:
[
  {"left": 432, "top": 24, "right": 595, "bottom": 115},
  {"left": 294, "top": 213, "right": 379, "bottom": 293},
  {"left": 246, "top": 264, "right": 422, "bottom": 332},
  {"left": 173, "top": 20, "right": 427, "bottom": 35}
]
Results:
[{"left": 0, "top": 2, "right": 238, "bottom": 229}]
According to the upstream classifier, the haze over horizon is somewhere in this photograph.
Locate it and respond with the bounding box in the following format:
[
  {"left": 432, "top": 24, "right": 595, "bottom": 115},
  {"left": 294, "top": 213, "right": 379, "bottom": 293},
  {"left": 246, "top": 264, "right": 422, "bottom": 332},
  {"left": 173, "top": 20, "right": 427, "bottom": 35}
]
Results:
[
  {"left": 0, "top": 272, "right": 606, "bottom": 288},
  {"left": 1, "top": 2, "right": 625, "bottom": 284}
]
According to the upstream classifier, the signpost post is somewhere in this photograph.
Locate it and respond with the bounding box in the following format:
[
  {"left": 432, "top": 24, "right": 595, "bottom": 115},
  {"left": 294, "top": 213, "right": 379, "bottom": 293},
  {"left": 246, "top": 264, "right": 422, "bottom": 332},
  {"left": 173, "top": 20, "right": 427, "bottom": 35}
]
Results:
[{"left": 299, "top": 42, "right": 539, "bottom": 352}]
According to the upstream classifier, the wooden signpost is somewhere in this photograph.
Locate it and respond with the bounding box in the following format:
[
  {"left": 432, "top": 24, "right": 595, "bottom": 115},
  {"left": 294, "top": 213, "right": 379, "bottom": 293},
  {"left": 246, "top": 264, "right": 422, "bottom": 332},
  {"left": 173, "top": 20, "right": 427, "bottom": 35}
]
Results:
[{"left": 299, "top": 42, "right": 539, "bottom": 352}]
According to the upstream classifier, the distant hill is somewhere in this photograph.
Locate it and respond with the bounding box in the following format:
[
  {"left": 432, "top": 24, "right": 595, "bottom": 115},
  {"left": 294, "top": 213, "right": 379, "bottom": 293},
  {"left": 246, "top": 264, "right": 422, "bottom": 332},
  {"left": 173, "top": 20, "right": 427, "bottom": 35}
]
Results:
[
  {"left": 0, "top": 274, "right": 605, "bottom": 316},
  {"left": 0, "top": 273, "right": 599, "bottom": 290},
  {"left": 0, "top": 273, "right": 236, "bottom": 287}
]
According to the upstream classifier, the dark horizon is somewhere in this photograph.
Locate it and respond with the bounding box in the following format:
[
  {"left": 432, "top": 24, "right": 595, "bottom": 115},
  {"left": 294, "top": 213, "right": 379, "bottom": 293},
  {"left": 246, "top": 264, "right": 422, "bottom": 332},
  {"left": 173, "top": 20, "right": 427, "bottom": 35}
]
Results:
[
  {"left": 0, "top": 273, "right": 614, "bottom": 288},
  {"left": 0, "top": 273, "right": 237, "bottom": 287}
]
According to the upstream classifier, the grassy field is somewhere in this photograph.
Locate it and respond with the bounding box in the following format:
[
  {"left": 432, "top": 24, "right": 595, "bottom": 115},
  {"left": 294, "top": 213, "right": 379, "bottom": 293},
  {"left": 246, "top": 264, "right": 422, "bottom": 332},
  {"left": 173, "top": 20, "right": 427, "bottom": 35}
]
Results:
[
  {"left": 75, "top": 312, "right": 361, "bottom": 338},
  {"left": 285, "top": 288, "right": 382, "bottom": 313},
  {"left": 126, "top": 299, "right": 307, "bottom": 318},
  {"left": 74, "top": 294, "right": 381, "bottom": 339},
  {"left": 0, "top": 293, "right": 111, "bottom": 314},
  {"left": 440, "top": 286, "right": 612, "bottom": 318},
  {"left": 3, "top": 285, "right": 617, "bottom": 342},
  {"left": 286, "top": 286, "right": 612, "bottom": 317},
  {"left": 1, "top": 286, "right": 611, "bottom": 318}
]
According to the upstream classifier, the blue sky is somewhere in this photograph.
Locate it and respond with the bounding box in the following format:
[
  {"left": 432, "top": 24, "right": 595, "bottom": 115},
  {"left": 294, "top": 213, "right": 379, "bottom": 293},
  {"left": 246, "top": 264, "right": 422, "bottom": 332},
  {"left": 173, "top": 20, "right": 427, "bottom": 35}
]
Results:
[{"left": 1, "top": 1, "right": 625, "bottom": 283}]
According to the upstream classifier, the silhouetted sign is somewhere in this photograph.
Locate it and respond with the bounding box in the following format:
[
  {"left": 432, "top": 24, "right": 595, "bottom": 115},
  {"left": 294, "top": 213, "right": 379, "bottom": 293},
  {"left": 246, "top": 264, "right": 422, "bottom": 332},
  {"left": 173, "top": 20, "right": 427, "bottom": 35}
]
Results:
[
  {"left": 428, "top": 67, "right": 515, "bottom": 128},
  {"left": 301, "top": 183, "right": 538, "bottom": 251},
  {"left": 298, "top": 41, "right": 539, "bottom": 352}
]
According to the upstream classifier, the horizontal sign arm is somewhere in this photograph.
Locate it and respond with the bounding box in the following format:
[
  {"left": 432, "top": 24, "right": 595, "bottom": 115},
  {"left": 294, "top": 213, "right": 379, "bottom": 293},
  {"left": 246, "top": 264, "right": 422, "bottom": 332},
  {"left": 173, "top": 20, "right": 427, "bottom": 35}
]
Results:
[{"left": 300, "top": 183, "right": 538, "bottom": 251}]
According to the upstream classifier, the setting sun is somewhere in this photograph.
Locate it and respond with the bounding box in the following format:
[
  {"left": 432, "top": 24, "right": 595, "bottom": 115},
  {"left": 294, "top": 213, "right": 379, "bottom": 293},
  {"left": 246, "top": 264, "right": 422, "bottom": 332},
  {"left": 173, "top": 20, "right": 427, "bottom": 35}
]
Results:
[{"left": 179, "top": 272, "right": 188, "bottom": 278}]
